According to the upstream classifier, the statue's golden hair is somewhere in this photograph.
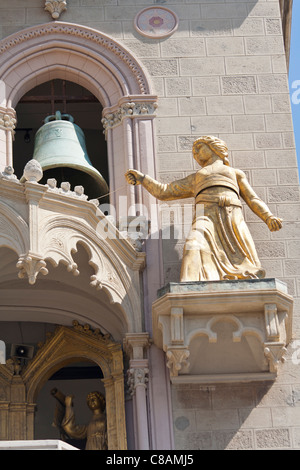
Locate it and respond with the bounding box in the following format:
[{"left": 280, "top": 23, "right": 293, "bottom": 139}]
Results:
[{"left": 193, "top": 136, "right": 230, "bottom": 166}]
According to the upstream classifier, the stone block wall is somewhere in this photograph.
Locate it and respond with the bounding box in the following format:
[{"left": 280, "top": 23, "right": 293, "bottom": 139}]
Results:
[
  {"left": 0, "top": 0, "right": 299, "bottom": 450},
  {"left": 172, "top": 380, "right": 300, "bottom": 450},
  {"left": 1, "top": 1, "right": 298, "bottom": 292}
]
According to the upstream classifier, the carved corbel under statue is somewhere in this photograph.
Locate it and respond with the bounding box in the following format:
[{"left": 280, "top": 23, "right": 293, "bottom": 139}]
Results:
[{"left": 126, "top": 136, "right": 293, "bottom": 384}]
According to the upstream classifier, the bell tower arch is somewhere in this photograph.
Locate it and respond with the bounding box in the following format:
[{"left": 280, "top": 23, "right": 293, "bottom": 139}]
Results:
[
  {"left": 0, "top": 22, "right": 159, "bottom": 222},
  {"left": 0, "top": 20, "right": 164, "bottom": 318}
]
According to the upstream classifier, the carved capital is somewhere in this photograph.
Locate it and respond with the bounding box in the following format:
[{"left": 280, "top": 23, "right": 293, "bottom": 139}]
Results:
[
  {"left": 0, "top": 166, "right": 18, "bottom": 181},
  {"left": 0, "top": 107, "right": 17, "bottom": 134},
  {"left": 45, "top": 0, "right": 67, "bottom": 19},
  {"left": 102, "top": 100, "right": 158, "bottom": 135},
  {"left": 23, "top": 160, "right": 43, "bottom": 183},
  {"left": 127, "top": 366, "right": 149, "bottom": 395}
]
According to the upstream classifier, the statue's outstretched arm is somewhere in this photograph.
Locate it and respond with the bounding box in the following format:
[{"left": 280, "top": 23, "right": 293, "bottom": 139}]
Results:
[
  {"left": 61, "top": 395, "right": 87, "bottom": 440},
  {"left": 125, "top": 169, "right": 195, "bottom": 201},
  {"left": 236, "top": 169, "right": 282, "bottom": 232}
]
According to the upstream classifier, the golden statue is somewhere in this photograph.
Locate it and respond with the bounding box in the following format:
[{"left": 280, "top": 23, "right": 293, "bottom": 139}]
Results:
[
  {"left": 51, "top": 388, "right": 107, "bottom": 450},
  {"left": 125, "top": 136, "right": 282, "bottom": 282}
]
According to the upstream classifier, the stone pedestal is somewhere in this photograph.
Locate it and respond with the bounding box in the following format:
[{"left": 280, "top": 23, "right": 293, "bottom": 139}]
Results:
[{"left": 152, "top": 279, "right": 293, "bottom": 384}]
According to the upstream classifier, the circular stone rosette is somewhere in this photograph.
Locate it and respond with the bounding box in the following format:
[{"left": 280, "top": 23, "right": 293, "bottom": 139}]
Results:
[{"left": 134, "top": 7, "right": 179, "bottom": 39}]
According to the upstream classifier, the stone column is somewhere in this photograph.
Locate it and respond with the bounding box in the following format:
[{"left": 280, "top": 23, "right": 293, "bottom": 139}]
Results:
[
  {"left": 16, "top": 161, "right": 49, "bottom": 285},
  {"left": 124, "top": 333, "right": 150, "bottom": 450},
  {"left": 128, "top": 361, "right": 149, "bottom": 449}
]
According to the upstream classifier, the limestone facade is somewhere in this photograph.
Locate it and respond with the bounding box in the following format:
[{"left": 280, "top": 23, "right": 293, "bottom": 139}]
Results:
[{"left": 0, "top": 0, "right": 299, "bottom": 450}]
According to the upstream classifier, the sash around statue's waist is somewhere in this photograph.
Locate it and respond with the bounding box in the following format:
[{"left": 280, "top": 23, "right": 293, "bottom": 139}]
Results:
[{"left": 195, "top": 193, "right": 242, "bottom": 208}]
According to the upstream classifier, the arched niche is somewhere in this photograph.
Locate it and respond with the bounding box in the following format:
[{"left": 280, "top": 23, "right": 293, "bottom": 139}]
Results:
[
  {"left": 13, "top": 79, "right": 109, "bottom": 197},
  {"left": 20, "top": 322, "right": 127, "bottom": 450}
]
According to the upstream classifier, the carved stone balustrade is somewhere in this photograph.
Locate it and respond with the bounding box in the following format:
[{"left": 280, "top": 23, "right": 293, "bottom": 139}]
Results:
[
  {"left": 152, "top": 279, "right": 293, "bottom": 384},
  {"left": 0, "top": 165, "right": 146, "bottom": 339}
]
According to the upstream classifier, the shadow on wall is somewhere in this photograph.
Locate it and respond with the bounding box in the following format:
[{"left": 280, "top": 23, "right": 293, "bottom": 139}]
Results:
[
  {"left": 189, "top": 0, "right": 261, "bottom": 34},
  {"left": 171, "top": 374, "right": 297, "bottom": 450}
]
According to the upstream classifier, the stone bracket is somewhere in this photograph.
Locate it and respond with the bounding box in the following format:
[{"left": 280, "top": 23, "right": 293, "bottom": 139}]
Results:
[{"left": 152, "top": 279, "right": 293, "bottom": 383}]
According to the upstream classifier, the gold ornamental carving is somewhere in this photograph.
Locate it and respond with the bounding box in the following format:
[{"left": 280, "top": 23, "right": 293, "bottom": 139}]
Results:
[{"left": 0, "top": 322, "right": 127, "bottom": 449}]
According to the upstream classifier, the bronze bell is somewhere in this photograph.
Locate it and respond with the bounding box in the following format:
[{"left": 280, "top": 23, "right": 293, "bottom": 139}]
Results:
[{"left": 32, "top": 111, "right": 108, "bottom": 200}]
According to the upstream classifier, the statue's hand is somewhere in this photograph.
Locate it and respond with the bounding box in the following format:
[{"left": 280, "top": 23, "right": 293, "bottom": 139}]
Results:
[
  {"left": 65, "top": 395, "right": 74, "bottom": 407},
  {"left": 267, "top": 215, "right": 283, "bottom": 232},
  {"left": 125, "top": 169, "right": 144, "bottom": 185}
]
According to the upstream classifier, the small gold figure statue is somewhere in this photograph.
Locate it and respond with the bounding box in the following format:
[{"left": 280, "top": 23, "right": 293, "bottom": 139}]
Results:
[
  {"left": 51, "top": 388, "right": 107, "bottom": 450},
  {"left": 125, "top": 136, "right": 282, "bottom": 282}
]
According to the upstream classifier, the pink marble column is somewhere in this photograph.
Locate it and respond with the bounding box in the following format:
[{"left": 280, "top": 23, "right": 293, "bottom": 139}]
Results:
[
  {"left": 0, "top": 107, "right": 16, "bottom": 170},
  {"left": 124, "top": 333, "right": 150, "bottom": 450},
  {"left": 128, "top": 360, "right": 149, "bottom": 450}
]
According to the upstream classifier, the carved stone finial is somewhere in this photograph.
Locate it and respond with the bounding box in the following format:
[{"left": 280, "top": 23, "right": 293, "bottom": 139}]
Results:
[
  {"left": 0, "top": 166, "right": 18, "bottom": 180},
  {"left": 23, "top": 159, "right": 43, "bottom": 183},
  {"left": 74, "top": 185, "right": 88, "bottom": 200},
  {"left": 16, "top": 255, "right": 48, "bottom": 285},
  {"left": 47, "top": 178, "right": 57, "bottom": 189},
  {"left": 45, "top": 0, "right": 67, "bottom": 20},
  {"left": 59, "top": 181, "right": 71, "bottom": 194}
]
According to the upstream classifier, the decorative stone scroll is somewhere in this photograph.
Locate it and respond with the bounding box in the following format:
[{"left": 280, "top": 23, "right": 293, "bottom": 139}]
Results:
[{"left": 152, "top": 279, "right": 293, "bottom": 383}]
